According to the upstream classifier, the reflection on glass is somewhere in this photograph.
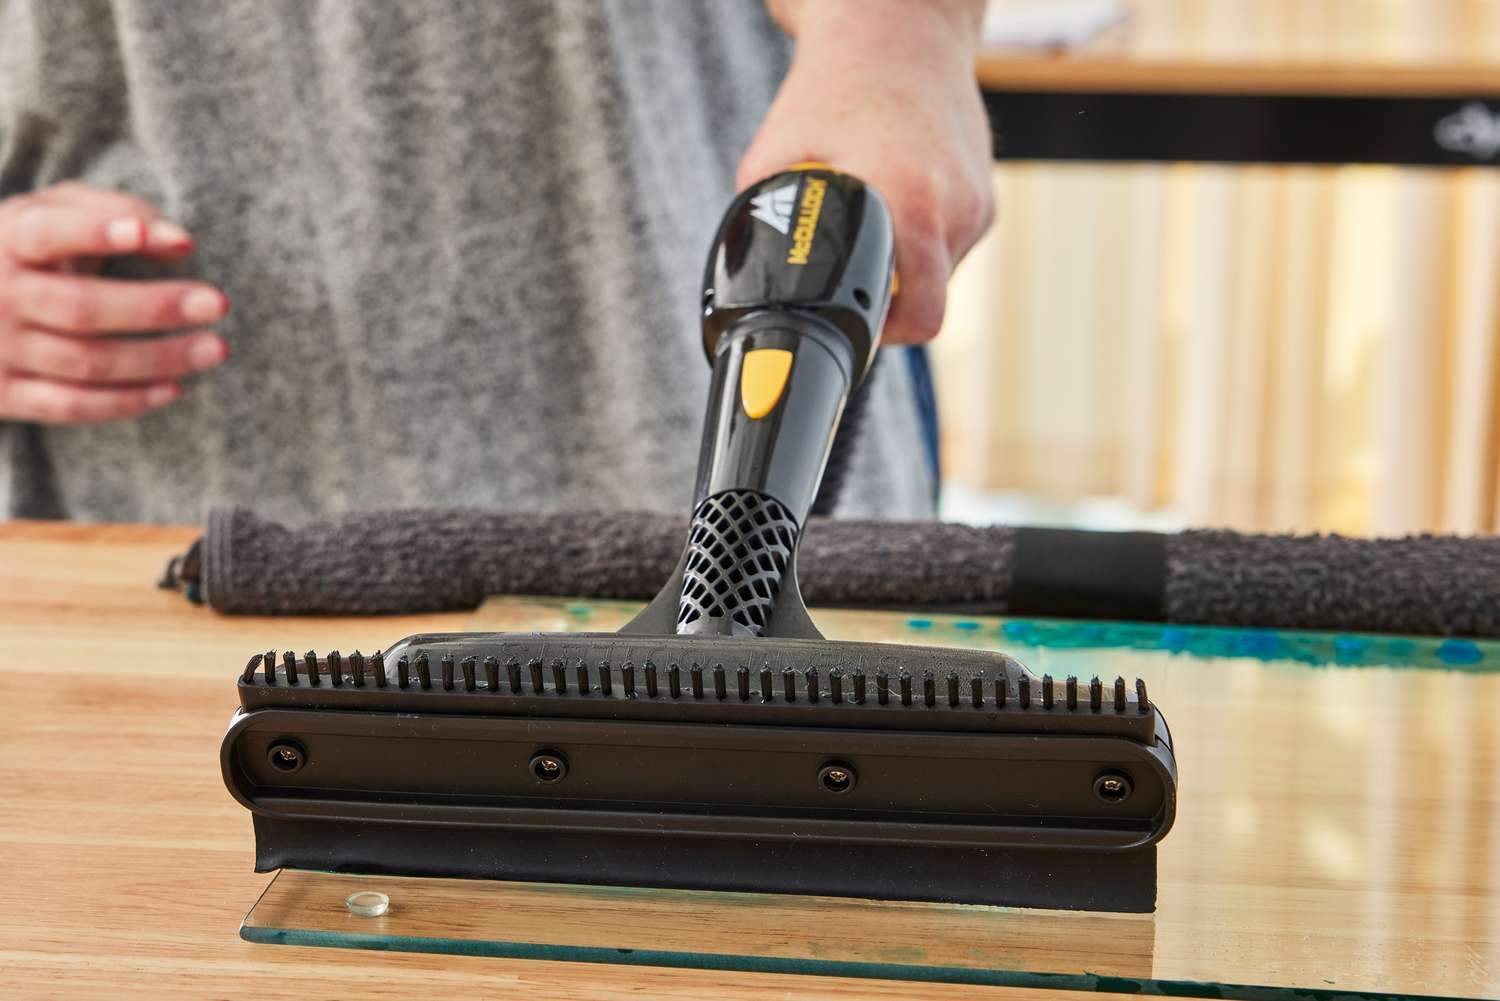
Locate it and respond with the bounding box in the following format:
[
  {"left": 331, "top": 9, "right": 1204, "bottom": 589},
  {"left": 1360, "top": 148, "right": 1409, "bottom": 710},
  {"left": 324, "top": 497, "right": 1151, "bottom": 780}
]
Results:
[{"left": 239, "top": 599, "right": 1500, "bottom": 999}]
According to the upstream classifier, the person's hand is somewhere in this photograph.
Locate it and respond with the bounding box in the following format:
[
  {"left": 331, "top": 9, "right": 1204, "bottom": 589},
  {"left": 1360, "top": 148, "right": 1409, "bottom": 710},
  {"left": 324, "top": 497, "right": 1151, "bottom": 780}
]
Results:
[
  {"left": 0, "top": 182, "right": 230, "bottom": 424},
  {"left": 741, "top": 0, "right": 994, "bottom": 345}
]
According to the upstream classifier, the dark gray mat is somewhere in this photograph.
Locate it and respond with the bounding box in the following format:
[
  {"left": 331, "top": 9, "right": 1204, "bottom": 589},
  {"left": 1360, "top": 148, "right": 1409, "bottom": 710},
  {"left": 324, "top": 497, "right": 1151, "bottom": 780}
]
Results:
[{"left": 164, "top": 506, "right": 1500, "bottom": 637}]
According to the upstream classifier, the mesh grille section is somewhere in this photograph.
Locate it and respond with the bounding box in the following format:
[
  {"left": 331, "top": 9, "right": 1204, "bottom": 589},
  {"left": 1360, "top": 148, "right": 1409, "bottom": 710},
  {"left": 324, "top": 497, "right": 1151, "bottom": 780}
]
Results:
[{"left": 677, "top": 491, "right": 799, "bottom": 637}]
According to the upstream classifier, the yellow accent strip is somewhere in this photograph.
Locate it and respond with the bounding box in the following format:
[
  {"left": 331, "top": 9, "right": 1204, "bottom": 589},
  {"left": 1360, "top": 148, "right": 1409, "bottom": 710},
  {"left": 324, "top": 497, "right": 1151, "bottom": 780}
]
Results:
[
  {"left": 789, "top": 161, "right": 835, "bottom": 172},
  {"left": 891, "top": 271, "right": 901, "bottom": 296},
  {"left": 740, "top": 349, "right": 794, "bottom": 420}
]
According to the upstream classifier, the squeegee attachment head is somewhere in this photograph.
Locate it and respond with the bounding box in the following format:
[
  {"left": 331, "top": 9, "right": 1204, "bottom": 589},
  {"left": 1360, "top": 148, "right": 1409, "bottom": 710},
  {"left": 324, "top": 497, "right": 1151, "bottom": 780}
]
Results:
[{"left": 223, "top": 633, "right": 1175, "bottom": 912}]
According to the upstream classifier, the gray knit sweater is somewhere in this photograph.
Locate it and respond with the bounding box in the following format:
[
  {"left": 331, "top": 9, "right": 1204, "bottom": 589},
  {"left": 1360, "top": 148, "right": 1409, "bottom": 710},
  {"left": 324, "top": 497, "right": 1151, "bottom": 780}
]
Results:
[{"left": 0, "top": 1, "right": 933, "bottom": 523}]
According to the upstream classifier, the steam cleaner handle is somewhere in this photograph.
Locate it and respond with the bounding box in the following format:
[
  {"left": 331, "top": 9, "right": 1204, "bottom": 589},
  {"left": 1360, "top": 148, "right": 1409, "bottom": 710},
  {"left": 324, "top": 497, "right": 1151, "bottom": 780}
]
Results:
[{"left": 693, "top": 165, "right": 897, "bottom": 526}]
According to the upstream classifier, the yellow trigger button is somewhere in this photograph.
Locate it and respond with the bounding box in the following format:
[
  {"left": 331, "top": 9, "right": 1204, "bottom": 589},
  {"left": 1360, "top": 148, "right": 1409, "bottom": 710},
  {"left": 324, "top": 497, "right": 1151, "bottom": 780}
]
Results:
[{"left": 741, "top": 348, "right": 794, "bottom": 420}]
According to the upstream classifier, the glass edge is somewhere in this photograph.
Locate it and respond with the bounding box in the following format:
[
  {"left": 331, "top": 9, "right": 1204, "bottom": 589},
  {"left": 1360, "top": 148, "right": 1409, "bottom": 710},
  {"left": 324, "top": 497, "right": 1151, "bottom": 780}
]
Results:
[
  {"left": 239, "top": 869, "right": 281, "bottom": 928},
  {"left": 237, "top": 923, "right": 1475, "bottom": 1001}
]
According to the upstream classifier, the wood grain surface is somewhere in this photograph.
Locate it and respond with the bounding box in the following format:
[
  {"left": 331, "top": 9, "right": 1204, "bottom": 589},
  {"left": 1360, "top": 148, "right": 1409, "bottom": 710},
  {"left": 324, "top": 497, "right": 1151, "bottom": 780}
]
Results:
[
  {"left": 0, "top": 521, "right": 1145, "bottom": 1001},
  {"left": 978, "top": 0, "right": 1500, "bottom": 96}
]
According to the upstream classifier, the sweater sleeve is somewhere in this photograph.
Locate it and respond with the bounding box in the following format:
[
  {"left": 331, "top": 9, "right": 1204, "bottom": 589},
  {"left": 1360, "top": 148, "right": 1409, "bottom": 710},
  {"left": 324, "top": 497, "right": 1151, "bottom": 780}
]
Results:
[{"left": 0, "top": 0, "right": 130, "bottom": 198}]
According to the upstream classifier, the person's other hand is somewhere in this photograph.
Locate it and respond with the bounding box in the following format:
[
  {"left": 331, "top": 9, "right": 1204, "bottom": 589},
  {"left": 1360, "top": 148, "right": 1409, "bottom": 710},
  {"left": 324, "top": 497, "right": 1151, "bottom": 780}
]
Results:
[
  {"left": 741, "top": 0, "right": 994, "bottom": 345},
  {"left": 0, "top": 182, "right": 230, "bottom": 423}
]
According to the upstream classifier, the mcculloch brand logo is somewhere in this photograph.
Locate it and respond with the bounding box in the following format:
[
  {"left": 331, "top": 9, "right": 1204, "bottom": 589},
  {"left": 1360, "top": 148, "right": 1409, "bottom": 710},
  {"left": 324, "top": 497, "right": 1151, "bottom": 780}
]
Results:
[
  {"left": 786, "top": 176, "right": 827, "bottom": 266},
  {"left": 749, "top": 182, "right": 797, "bottom": 235}
]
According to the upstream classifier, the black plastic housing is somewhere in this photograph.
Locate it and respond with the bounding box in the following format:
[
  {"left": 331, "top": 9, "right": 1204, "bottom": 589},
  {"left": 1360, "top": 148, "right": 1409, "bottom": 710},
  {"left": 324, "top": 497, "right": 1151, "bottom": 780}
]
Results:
[
  {"left": 223, "top": 635, "right": 1177, "bottom": 912},
  {"left": 702, "top": 168, "right": 895, "bottom": 376},
  {"left": 645, "top": 167, "right": 899, "bottom": 641},
  {"left": 690, "top": 315, "right": 854, "bottom": 522}
]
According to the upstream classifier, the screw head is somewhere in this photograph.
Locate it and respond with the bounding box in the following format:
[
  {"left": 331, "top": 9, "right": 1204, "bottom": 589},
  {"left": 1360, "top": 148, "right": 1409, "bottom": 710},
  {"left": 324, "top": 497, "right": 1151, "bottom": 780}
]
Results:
[
  {"left": 267, "top": 740, "right": 306, "bottom": 774},
  {"left": 1093, "top": 769, "right": 1133, "bottom": 804},
  {"left": 817, "top": 761, "right": 857, "bottom": 794},
  {"left": 529, "top": 750, "right": 568, "bottom": 784}
]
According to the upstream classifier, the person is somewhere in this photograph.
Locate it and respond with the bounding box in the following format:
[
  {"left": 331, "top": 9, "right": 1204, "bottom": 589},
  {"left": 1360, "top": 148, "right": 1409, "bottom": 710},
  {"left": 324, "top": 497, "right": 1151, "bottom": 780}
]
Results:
[{"left": 0, "top": 1, "right": 993, "bottom": 523}]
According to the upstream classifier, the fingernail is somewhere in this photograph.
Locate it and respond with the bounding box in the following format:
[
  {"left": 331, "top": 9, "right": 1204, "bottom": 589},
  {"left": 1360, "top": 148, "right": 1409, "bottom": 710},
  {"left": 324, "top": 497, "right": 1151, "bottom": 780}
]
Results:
[
  {"left": 188, "top": 336, "right": 227, "bottom": 371},
  {"left": 180, "top": 288, "right": 228, "bottom": 324},
  {"left": 149, "top": 220, "right": 193, "bottom": 248},
  {"left": 146, "top": 384, "right": 181, "bottom": 408},
  {"left": 106, "top": 218, "right": 145, "bottom": 251}
]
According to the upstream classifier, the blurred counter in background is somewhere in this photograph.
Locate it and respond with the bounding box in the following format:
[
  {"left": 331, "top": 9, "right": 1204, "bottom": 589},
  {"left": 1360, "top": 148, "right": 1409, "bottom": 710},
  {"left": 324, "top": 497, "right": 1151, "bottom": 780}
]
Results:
[{"left": 943, "top": 0, "right": 1500, "bottom": 536}]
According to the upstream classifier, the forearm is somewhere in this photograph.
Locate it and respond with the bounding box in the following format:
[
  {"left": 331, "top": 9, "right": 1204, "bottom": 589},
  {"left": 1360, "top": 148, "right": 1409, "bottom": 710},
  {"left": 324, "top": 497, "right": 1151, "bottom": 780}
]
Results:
[
  {"left": 766, "top": 0, "right": 986, "bottom": 54},
  {"left": 749, "top": 0, "right": 995, "bottom": 344}
]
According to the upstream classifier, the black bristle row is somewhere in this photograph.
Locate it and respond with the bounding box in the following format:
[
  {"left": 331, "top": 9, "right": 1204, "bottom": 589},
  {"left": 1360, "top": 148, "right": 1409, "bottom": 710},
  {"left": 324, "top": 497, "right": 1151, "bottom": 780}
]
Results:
[{"left": 236, "top": 649, "right": 1153, "bottom": 717}]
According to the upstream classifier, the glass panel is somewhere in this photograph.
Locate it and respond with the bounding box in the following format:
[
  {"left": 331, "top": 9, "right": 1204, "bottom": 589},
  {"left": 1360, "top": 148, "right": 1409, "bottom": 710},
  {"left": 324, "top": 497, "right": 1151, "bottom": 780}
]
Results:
[{"left": 240, "top": 599, "right": 1500, "bottom": 999}]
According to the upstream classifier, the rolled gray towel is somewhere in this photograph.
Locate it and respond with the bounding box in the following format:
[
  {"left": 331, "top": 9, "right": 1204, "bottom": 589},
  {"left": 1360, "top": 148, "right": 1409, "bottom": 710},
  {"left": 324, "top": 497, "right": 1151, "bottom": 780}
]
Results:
[
  {"left": 167, "top": 506, "right": 1500, "bottom": 637},
  {"left": 185, "top": 506, "right": 1016, "bottom": 617}
]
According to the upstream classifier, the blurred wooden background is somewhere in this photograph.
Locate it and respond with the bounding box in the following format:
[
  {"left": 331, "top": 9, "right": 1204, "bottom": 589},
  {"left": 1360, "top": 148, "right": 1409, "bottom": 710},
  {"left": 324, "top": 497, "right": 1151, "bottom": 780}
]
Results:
[{"left": 940, "top": 1, "right": 1500, "bottom": 535}]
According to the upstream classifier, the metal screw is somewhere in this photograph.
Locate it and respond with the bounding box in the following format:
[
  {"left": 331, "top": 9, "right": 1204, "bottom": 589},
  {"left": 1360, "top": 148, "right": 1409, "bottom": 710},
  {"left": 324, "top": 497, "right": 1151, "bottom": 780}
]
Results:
[
  {"left": 267, "top": 740, "right": 306, "bottom": 773},
  {"left": 818, "top": 761, "right": 857, "bottom": 794},
  {"left": 530, "top": 750, "right": 568, "bottom": 784},
  {"left": 1093, "top": 770, "right": 1133, "bottom": 804}
]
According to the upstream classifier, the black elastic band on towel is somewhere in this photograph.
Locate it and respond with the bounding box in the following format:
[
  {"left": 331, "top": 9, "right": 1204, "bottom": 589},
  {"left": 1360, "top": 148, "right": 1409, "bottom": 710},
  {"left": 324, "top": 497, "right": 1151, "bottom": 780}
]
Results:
[{"left": 1009, "top": 528, "right": 1167, "bottom": 621}]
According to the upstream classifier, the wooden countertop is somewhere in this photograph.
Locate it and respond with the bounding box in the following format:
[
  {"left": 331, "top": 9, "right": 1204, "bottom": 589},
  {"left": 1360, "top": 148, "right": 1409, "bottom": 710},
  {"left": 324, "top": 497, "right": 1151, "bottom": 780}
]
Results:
[
  {"left": 978, "top": 0, "right": 1500, "bottom": 96},
  {"left": 0, "top": 521, "right": 1135, "bottom": 1001}
]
